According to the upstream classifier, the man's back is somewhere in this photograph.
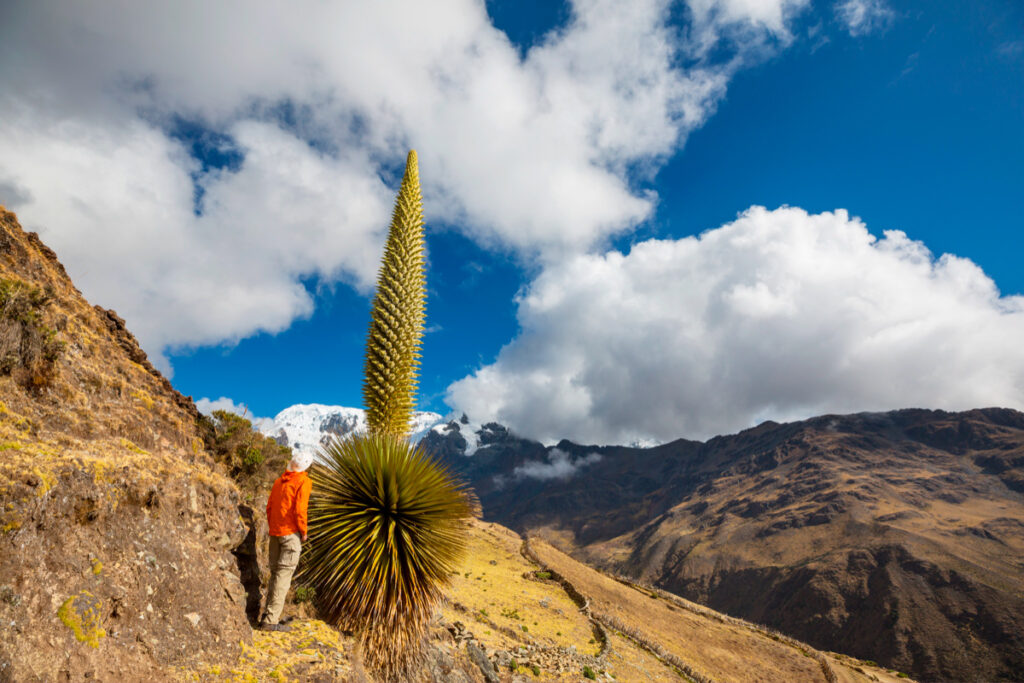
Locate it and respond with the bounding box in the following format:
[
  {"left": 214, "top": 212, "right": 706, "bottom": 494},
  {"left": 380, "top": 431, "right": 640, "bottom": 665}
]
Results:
[
  {"left": 261, "top": 457, "right": 313, "bottom": 630},
  {"left": 266, "top": 470, "right": 311, "bottom": 538}
]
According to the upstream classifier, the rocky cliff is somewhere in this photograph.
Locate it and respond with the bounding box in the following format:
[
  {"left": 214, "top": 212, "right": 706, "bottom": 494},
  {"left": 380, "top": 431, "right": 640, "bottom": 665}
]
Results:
[{"left": 0, "top": 208, "right": 250, "bottom": 682}]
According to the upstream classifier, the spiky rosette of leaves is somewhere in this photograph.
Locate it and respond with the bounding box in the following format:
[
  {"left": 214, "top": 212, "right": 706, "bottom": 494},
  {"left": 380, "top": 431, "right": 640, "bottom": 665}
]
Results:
[
  {"left": 300, "top": 432, "right": 479, "bottom": 679},
  {"left": 363, "top": 150, "right": 425, "bottom": 437}
]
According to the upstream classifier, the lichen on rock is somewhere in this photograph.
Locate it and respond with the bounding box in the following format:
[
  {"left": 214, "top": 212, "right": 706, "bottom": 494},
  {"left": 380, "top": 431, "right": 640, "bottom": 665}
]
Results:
[{"left": 58, "top": 590, "right": 107, "bottom": 647}]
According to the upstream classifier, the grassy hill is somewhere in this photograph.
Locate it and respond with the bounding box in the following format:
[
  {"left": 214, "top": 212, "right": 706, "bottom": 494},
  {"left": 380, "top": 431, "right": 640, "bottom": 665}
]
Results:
[{"left": 185, "top": 519, "right": 914, "bottom": 682}]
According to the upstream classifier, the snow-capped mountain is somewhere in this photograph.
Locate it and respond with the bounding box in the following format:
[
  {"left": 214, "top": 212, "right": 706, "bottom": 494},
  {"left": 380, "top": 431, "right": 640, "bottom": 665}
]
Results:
[
  {"left": 259, "top": 403, "right": 443, "bottom": 458},
  {"left": 426, "top": 415, "right": 501, "bottom": 456},
  {"left": 257, "top": 403, "right": 662, "bottom": 461}
]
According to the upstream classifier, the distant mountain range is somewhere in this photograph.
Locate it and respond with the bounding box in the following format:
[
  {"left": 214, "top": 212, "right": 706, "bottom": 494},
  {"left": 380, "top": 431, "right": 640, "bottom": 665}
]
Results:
[
  {"left": 419, "top": 408, "right": 1024, "bottom": 683},
  {"left": 255, "top": 403, "right": 443, "bottom": 456},
  {"left": 254, "top": 401, "right": 1024, "bottom": 681}
]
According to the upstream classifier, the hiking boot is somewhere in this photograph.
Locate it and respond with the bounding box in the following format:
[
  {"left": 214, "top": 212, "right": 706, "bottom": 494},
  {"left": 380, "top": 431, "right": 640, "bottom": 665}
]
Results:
[{"left": 259, "top": 622, "right": 291, "bottom": 632}]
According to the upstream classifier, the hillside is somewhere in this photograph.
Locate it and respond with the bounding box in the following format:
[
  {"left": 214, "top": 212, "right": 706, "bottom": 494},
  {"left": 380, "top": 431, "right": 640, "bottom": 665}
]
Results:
[
  {"left": 422, "top": 410, "right": 1024, "bottom": 682},
  {"left": 183, "top": 519, "right": 911, "bottom": 682},
  {"left": 0, "top": 206, "right": 912, "bottom": 682},
  {"left": 0, "top": 208, "right": 253, "bottom": 681}
]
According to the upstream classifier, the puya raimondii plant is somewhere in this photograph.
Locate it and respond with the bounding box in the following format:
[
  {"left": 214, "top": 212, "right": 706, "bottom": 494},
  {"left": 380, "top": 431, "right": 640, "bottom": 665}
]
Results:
[
  {"left": 300, "top": 150, "right": 478, "bottom": 680},
  {"left": 362, "top": 149, "right": 426, "bottom": 436}
]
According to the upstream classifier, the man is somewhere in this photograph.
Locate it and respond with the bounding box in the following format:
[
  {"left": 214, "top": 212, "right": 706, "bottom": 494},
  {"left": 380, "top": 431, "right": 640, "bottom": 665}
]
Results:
[{"left": 260, "top": 451, "right": 313, "bottom": 632}]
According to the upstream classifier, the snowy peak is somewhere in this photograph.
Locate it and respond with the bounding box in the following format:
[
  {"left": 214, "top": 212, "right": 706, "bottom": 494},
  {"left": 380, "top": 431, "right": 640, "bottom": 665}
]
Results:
[{"left": 259, "top": 403, "right": 443, "bottom": 457}]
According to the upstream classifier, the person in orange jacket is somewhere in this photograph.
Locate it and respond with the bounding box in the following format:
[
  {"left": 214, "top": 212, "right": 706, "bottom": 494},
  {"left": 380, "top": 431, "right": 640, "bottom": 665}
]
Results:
[{"left": 260, "top": 451, "right": 313, "bottom": 631}]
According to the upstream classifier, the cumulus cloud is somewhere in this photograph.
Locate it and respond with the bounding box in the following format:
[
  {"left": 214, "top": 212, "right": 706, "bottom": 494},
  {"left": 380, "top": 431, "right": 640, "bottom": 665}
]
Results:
[
  {"left": 195, "top": 396, "right": 274, "bottom": 431},
  {"left": 511, "top": 449, "right": 602, "bottom": 482},
  {"left": 447, "top": 206, "right": 1024, "bottom": 445},
  {"left": 835, "top": 0, "right": 894, "bottom": 37},
  {"left": 0, "top": 0, "right": 808, "bottom": 367},
  {"left": 0, "top": 114, "right": 392, "bottom": 369}
]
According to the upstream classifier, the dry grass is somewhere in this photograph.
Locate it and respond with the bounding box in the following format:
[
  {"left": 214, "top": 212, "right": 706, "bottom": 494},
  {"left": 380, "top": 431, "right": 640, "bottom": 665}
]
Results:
[
  {"left": 440, "top": 520, "right": 600, "bottom": 657},
  {"left": 1, "top": 208, "right": 214, "bottom": 461},
  {"left": 529, "top": 539, "right": 907, "bottom": 683},
  {"left": 177, "top": 619, "right": 352, "bottom": 683},
  {"left": 602, "top": 630, "right": 687, "bottom": 682}
]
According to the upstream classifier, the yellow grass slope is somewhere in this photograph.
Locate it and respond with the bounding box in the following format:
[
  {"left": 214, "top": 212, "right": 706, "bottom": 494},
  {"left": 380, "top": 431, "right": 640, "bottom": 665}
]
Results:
[
  {"left": 529, "top": 538, "right": 918, "bottom": 683},
  {"left": 197, "top": 519, "right": 911, "bottom": 682}
]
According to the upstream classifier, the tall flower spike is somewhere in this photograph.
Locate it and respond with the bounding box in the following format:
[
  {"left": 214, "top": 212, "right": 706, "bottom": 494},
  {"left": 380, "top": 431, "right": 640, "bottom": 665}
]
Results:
[{"left": 362, "top": 150, "right": 426, "bottom": 437}]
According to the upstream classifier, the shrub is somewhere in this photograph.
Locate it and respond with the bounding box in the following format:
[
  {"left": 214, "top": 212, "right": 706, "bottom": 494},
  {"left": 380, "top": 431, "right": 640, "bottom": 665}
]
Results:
[
  {"left": 200, "top": 410, "right": 291, "bottom": 498},
  {"left": 293, "top": 586, "right": 316, "bottom": 604},
  {"left": 535, "top": 571, "right": 552, "bottom": 580},
  {"left": 531, "top": 664, "right": 541, "bottom": 675},
  {"left": 0, "top": 278, "right": 64, "bottom": 389},
  {"left": 241, "top": 446, "right": 264, "bottom": 472},
  {"left": 583, "top": 665, "right": 597, "bottom": 679}
]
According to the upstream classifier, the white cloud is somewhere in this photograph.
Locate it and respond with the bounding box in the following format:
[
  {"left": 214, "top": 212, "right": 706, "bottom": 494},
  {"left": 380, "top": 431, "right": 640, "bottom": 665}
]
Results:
[
  {"left": 512, "top": 448, "right": 602, "bottom": 481},
  {"left": 0, "top": 0, "right": 809, "bottom": 366},
  {"left": 0, "top": 113, "right": 391, "bottom": 369},
  {"left": 835, "top": 0, "right": 894, "bottom": 37},
  {"left": 195, "top": 396, "right": 249, "bottom": 417},
  {"left": 447, "top": 206, "right": 1024, "bottom": 445},
  {"left": 196, "top": 396, "right": 274, "bottom": 431},
  {"left": 686, "top": 0, "right": 810, "bottom": 54}
]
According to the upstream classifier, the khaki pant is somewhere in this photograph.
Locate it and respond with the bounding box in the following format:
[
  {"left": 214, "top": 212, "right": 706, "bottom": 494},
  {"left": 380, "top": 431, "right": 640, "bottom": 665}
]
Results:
[{"left": 262, "top": 533, "right": 301, "bottom": 625}]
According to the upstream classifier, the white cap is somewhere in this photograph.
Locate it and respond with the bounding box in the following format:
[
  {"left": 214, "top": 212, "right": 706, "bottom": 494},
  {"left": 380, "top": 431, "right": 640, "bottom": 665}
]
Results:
[{"left": 288, "top": 451, "right": 314, "bottom": 472}]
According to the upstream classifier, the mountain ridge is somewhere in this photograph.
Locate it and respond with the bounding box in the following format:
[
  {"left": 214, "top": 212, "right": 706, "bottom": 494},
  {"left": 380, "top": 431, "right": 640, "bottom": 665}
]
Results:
[
  {"left": 420, "top": 406, "right": 1024, "bottom": 682},
  {"left": 251, "top": 402, "right": 442, "bottom": 456}
]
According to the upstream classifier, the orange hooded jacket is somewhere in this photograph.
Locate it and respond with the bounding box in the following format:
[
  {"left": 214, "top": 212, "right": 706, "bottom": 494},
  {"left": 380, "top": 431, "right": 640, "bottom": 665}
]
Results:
[{"left": 266, "top": 470, "right": 311, "bottom": 537}]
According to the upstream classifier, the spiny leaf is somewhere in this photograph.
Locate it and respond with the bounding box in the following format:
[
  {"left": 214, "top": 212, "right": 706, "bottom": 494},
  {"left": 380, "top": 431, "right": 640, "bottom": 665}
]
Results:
[{"left": 300, "top": 433, "right": 478, "bottom": 679}]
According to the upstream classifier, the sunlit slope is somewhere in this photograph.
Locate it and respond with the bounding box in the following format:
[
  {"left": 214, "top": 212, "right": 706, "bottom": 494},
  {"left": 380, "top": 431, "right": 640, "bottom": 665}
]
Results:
[
  {"left": 529, "top": 538, "right": 916, "bottom": 683},
  {"left": 440, "top": 519, "right": 680, "bottom": 681},
  {"left": 193, "top": 519, "right": 676, "bottom": 682},
  {"left": 183, "top": 516, "right": 910, "bottom": 682}
]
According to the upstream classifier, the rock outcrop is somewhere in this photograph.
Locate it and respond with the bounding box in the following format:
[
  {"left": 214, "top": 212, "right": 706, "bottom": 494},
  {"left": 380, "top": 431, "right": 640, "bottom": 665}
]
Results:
[{"left": 0, "top": 208, "right": 250, "bottom": 682}]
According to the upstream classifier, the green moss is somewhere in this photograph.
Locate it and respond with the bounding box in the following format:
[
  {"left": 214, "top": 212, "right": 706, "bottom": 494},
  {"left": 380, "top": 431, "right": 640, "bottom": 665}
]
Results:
[{"left": 58, "top": 591, "right": 106, "bottom": 647}]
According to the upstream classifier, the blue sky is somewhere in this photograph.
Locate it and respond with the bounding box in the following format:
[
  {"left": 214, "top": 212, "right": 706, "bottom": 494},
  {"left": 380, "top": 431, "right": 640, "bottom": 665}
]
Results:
[{"left": 2, "top": 0, "right": 1022, "bottom": 443}]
